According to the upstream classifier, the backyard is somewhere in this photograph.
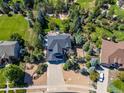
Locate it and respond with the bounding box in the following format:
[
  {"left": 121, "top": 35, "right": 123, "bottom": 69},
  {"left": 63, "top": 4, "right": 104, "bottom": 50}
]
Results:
[
  {"left": 0, "top": 15, "right": 29, "bottom": 40},
  {"left": 77, "top": 0, "right": 95, "bottom": 10},
  {"left": 95, "top": 27, "right": 124, "bottom": 41}
]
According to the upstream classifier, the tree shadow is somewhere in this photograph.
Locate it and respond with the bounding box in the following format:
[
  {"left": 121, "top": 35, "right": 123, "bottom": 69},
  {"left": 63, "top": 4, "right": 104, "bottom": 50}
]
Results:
[
  {"left": 95, "top": 65, "right": 104, "bottom": 71},
  {"left": 24, "top": 72, "right": 33, "bottom": 86}
]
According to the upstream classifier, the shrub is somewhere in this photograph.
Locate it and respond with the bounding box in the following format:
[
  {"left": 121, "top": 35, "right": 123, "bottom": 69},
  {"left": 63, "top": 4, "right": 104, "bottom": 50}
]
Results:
[
  {"left": 85, "top": 54, "right": 91, "bottom": 61},
  {"left": 63, "top": 59, "right": 80, "bottom": 71},
  {"left": 86, "top": 61, "right": 91, "bottom": 69},
  {"left": 83, "top": 42, "right": 90, "bottom": 52},
  {"left": 89, "top": 71, "right": 99, "bottom": 82},
  {"left": 63, "top": 63, "right": 69, "bottom": 71},
  {"left": 118, "top": 71, "right": 124, "bottom": 81},
  {"left": 36, "top": 64, "right": 48, "bottom": 75},
  {"left": 80, "top": 68, "right": 89, "bottom": 76}
]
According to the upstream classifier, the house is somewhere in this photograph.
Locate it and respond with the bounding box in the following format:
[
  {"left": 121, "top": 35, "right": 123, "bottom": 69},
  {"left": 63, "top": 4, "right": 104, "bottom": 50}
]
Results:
[
  {"left": 117, "top": 0, "right": 124, "bottom": 9},
  {"left": 46, "top": 34, "right": 71, "bottom": 62},
  {"left": 101, "top": 40, "right": 124, "bottom": 68},
  {"left": 0, "top": 41, "right": 20, "bottom": 67}
]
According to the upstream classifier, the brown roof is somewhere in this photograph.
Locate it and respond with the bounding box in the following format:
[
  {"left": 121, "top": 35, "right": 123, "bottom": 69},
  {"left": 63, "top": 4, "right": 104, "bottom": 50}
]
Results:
[{"left": 101, "top": 40, "right": 124, "bottom": 67}]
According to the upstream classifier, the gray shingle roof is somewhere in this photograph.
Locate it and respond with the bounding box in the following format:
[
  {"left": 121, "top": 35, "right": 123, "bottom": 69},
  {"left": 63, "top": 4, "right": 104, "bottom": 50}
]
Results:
[
  {"left": 47, "top": 34, "right": 71, "bottom": 61},
  {"left": 0, "top": 41, "right": 20, "bottom": 58},
  {"left": 118, "top": 0, "right": 124, "bottom": 7}
]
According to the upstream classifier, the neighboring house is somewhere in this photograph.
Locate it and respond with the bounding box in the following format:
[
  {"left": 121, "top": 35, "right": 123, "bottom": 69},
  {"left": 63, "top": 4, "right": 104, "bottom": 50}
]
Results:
[
  {"left": 46, "top": 34, "right": 72, "bottom": 62},
  {"left": 117, "top": 0, "right": 124, "bottom": 8},
  {"left": 0, "top": 41, "right": 20, "bottom": 67},
  {"left": 101, "top": 40, "right": 124, "bottom": 68}
]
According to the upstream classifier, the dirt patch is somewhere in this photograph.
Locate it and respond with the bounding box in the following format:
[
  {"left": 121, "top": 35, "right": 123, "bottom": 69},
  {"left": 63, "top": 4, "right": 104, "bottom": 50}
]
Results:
[
  {"left": 76, "top": 48, "right": 85, "bottom": 58},
  {"left": 63, "top": 70, "right": 92, "bottom": 87},
  {"left": 108, "top": 70, "right": 119, "bottom": 83},
  {"left": 24, "top": 64, "right": 47, "bottom": 86}
]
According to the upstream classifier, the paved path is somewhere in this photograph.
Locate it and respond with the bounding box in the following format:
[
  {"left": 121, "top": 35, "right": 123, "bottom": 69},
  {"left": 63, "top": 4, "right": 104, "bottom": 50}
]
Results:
[
  {"left": 47, "top": 63, "right": 67, "bottom": 92},
  {"left": 97, "top": 68, "right": 109, "bottom": 93},
  {"left": 0, "top": 85, "right": 96, "bottom": 91}
]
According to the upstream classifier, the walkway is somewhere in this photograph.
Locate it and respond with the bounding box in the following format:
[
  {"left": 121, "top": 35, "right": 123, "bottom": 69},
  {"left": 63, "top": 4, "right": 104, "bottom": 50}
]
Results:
[
  {"left": 47, "top": 63, "right": 67, "bottom": 92},
  {"left": 0, "top": 85, "right": 96, "bottom": 92},
  {"left": 97, "top": 67, "right": 109, "bottom": 93}
]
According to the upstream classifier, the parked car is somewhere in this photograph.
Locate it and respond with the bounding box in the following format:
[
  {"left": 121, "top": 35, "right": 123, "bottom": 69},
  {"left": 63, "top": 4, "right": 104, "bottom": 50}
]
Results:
[{"left": 99, "top": 72, "right": 104, "bottom": 82}]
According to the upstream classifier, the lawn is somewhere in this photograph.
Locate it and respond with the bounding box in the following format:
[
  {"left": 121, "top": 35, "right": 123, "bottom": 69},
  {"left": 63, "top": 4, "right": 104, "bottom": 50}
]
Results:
[
  {"left": 0, "top": 15, "right": 29, "bottom": 40},
  {"left": 45, "top": 17, "right": 64, "bottom": 32},
  {"left": 77, "top": 0, "right": 95, "bottom": 10},
  {"left": 110, "top": 5, "right": 124, "bottom": 19},
  {"left": 96, "top": 27, "right": 124, "bottom": 41},
  {"left": 0, "top": 68, "right": 6, "bottom": 88},
  {"left": 109, "top": 0, "right": 124, "bottom": 19},
  {"left": 108, "top": 79, "right": 124, "bottom": 93}
]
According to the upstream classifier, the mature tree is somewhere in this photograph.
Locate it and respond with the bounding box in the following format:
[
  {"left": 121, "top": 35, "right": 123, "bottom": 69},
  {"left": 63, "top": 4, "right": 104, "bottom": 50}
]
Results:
[
  {"left": 24, "top": 56, "right": 30, "bottom": 63},
  {"left": 111, "top": 35, "right": 117, "bottom": 42},
  {"left": 34, "top": 34, "right": 44, "bottom": 49},
  {"left": 48, "top": 20, "right": 57, "bottom": 30},
  {"left": 37, "top": 9, "right": 48, "bottom": 29},
  {"left": 36, "top": 63, "right": 48, "bottom": 74},
  {"left": 63, "top": 59, "right": 80, "bottom": 71},
  {"left": 33, "top": 20, "right": 45, "bottom": 35},
  {"left": 55, "top": 0, "right": 65, "bottom": 13},
  {"left": 73, "top": 33, "right": 86, "bottom": 46},
  {"left": 90, "top": 33, "right": 98, "bottom": 43},
  {"left": 88, "top": 47, "right": 95, "bottom": 56},
  {"left": 4, "top": 64, "right": 24, "bottom": 82},
  {"left": 33, "top": 48, "right": 44, "bottom": 61},
  {"left": 63, "top": 20, "right": 70, "bottom": 33},
  {"left": 86, "top": 61, "right": 91, "bottom": 69},
  {"left": 85, "top": 54, "right": 91, "bottom": 61},
  {"left": 83, "top": 41, "right": 90, "bottom": 52},
  {"left": 1, "top": 2, "right": 11, "bottom": 14},
  {"left": 10, "top": 33, "right": 25, "bottom": 47},
  {"left": 24, "top": 0, "right": 34, "bottom": 9},
  {"left": 90, "top": 59, "right": 99, "bottom": 67}
]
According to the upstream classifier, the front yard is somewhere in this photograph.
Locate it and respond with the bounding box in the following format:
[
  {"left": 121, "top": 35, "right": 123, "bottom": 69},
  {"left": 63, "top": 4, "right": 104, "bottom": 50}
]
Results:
[
  {"left": 0, "top": 69, "right": 6, "bottom": 88},
  {"left": 108, "top": 70, "right": 124, "bottom": 93},
  {"left": 24, "top": 64, "right": 47, "bottom": 86},
  {"left": 63, "top": 70, "right": 92, "bottom": 86}
]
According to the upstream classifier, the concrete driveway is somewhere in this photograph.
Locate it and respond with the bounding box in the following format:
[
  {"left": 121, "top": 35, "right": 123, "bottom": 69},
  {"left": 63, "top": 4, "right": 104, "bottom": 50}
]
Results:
[
  {"left": 47, "top": 63, "right": 67, "bottom": 92},
  {"left": 97, "top": 67, "right": 109, "bottom": 93}
]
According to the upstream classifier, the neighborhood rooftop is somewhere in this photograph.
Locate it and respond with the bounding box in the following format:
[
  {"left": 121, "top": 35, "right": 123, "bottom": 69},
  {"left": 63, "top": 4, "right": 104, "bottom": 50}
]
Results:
[
  {"left": 0, "top": 41, "right": 18, "bottom": 45},
  {"left": 101, "top": 39, "right": 124, "bottom": 68},
  {"left": 0, "top": 41, "right": 19, "bottom": 58}
]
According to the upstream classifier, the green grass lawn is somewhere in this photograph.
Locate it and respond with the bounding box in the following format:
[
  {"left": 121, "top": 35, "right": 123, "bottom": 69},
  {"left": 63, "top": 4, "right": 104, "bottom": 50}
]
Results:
[
  {"left": 45, "top": 17, "right": 64, "bottom": 32},
  {"left": 0, "top": 15, "right": 29, "bottom": 40},
  {"left": 110, "top": 5, "right": 124, "bottom": 19},
  {"left": 96, "top": 27, "right": 124, "bottom": 41},
  {"left": 0, "top": 68, "right": 6, "bottom": 88},
  {"left": 77, "top": 0, "right": 95, "bottom": 10},
  {"left": 108, "top": 79, "right": 124, "bottom": 93}
]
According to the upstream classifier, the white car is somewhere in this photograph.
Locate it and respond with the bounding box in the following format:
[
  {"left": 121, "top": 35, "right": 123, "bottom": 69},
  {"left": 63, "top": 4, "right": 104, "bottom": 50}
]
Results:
[{"left": 99, "top": 72, "right": 104, "bottom": 82}]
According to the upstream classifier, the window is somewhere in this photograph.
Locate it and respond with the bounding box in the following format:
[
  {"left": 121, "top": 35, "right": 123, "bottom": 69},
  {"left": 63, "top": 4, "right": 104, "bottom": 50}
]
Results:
[{"left": 48, "top": 49, "right": 53, "bottom": 52}]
